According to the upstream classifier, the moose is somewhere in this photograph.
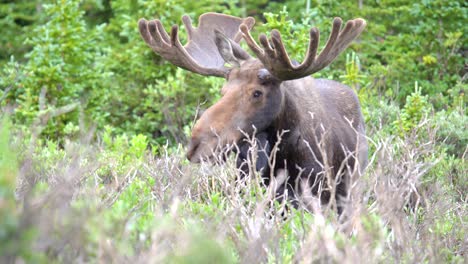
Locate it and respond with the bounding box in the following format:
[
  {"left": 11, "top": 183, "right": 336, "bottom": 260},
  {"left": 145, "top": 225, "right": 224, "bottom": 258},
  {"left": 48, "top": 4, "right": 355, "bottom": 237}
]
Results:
[{"left": 138, "top": 13, "right": 368, "bottom": 213}]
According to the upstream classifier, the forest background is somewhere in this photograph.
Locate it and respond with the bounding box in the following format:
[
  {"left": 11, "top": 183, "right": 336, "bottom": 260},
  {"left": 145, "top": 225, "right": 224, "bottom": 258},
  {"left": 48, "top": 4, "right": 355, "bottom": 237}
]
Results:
[{"left": 0, "top": 0, "right": 466, "bottom": 263}]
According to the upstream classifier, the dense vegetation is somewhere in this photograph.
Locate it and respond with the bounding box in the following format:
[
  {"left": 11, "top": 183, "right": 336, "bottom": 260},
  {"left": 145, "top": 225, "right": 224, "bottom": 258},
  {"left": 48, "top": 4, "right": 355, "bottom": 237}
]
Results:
[{"left": 1, "top": 0, "right": 466, "bottom": 263}]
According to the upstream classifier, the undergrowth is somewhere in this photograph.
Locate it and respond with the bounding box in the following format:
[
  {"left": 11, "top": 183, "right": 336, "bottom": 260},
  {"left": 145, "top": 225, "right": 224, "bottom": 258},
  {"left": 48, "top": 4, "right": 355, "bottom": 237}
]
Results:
[{"left": 1, "top": 112, "right": 466, "bottom": 263}]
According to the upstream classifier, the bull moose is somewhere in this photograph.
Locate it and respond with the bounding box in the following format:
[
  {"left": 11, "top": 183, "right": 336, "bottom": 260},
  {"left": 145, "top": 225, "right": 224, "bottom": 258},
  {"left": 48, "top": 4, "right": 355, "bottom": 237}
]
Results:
[{"left": 138, "top": 13, "right": 368, "bottom": 213}]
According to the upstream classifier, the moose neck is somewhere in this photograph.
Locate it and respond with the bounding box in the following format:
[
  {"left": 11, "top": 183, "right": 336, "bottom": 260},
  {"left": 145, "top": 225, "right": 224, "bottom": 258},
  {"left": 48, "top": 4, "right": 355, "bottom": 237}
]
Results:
[
  {"left": 268, "top": 79, "right": 306, "bottom": 145},
  {"left": 264, "top": 77, "right": 329, "bottom": 177}
]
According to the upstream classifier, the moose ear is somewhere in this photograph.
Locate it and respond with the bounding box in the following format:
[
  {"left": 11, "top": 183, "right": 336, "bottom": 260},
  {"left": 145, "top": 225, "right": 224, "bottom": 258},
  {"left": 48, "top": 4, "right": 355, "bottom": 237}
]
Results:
[{"left": 215, "top": 29, "right": 250, "bottom": 68}]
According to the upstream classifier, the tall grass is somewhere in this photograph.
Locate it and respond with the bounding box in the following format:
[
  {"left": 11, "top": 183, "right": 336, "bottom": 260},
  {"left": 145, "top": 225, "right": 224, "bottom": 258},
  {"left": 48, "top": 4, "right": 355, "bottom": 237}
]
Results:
[{"left": 1, "top": 114, "right": 466, "bottom": 263}]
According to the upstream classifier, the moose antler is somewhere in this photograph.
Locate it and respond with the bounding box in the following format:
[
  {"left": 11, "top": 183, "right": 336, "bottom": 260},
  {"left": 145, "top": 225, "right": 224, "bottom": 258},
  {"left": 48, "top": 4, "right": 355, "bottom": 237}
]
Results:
[
  {"left": 138, "top": 13, "right": 255, "bottom": 77},
  {"left": 240, "top": 17, "right": 366, "bottom": 80}
]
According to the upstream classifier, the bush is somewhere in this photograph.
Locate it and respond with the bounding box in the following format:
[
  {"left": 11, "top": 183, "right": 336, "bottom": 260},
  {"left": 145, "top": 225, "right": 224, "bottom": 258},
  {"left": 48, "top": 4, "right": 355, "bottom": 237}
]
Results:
[{"left": 2, "top": 1, "right": 466, "bottom": 145}]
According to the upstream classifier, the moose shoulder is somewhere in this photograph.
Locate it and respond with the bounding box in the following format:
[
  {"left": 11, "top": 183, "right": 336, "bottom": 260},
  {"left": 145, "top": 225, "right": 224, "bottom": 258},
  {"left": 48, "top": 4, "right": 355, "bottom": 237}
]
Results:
[{"left": 138, "top": 13, "right": 368, "bottom": 213}]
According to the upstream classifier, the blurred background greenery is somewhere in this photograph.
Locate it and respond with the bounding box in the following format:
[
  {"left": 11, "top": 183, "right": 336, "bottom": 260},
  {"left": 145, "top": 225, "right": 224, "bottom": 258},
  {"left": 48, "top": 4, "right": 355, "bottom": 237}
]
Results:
[{"left": 1, "top": 0, "right": 465, "bottom": 148}]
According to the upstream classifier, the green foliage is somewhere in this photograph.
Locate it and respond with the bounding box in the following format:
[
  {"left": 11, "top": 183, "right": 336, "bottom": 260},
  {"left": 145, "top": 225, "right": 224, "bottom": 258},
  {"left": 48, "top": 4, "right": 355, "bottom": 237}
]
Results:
[
  {"left": 394, "top": 82, "right": 431, "bottom": 135},
  {"left": 432, "top": 109, "right": 468, "bottom": 157},
  {"left": 340, "top": 52, "right": 366, "bottom": 90},
  {"left": 262, "top": 8, "right": 310, "bottom": 62},
  {"left": 426, "top": 153, "right": 467, "bottom": 199},
  {"left": 2, "top": 0, "right": 466, "bottom": 147},
  {"left": 0, "top": 1, "right": 42, "bottom": 62},
  {"left": 6, "top": 0, "right": 107, "bottom": 142},
  {"left": 0, "top": 59, "right": 24, "bottom": 106},
  {"left": 0, "top": 117, "right": 44, "bottom": 262},
  {"left": 98, "top": 127, "right": 149, "bottom": 177},
  {"left": 0, "top": 117, "right": 19, "bottom": 257},
  {"left": 164, "top": 222, "right": 236, "bottom": 264}
]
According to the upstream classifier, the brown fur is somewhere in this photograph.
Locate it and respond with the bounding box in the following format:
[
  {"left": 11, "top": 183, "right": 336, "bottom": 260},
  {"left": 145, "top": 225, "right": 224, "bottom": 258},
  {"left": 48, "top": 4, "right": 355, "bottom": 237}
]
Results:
[
  {"left": 187, "top": 60, "right": 368, "bottom": 211},
  {"left": 139, "top": 13, "right": 368, "bottom": 212}
]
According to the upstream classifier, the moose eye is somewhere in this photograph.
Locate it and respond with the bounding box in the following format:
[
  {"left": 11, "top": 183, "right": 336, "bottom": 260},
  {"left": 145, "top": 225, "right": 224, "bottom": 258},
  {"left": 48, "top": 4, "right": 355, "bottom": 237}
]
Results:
[{"left": 253, "top": 90, "right": 263, "bottom": 98}]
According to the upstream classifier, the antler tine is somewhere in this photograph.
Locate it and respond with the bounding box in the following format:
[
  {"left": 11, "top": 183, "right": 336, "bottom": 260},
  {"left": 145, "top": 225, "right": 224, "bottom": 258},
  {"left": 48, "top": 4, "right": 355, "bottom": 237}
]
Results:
[
  {"left": 139, "top": 19, "right": 157, "bottom": 48},
  {"left": 270, "top": 30, "right": 294, "bottom": 68},
  {"left": 170, "top": 24, "right": 180, "bottom": 46},
  {"left": 233, "top": 17, "right": 255, "bottom": 42},
  {"left": 146, "top": 20, "right": 167, "bottom": 47},
  {"left": 259, "top": 33, "right": 276, "bottom": 58},
  {"left": 240, "top": 24, "right": 265, "bottom": 59},
  {"left": 337, "top": 19, "right": 367, "bottom": 47},
  {"left": 300, "top": 27, "right": 320, "bottom": 69},
  {"left": 155, "top": 20, "right": 170, "bottom": 43},
  {"left": 139, "top": 13, "right": 255, "bottom": 77},
  {"left": 309, "top": 18, "right": 366, "bottom": 70},
  {"left": 240, "top": 17, "right": 366, "bottom": 80},
  {"left": 182, "top": 15, "right": 194, "bottom": 39},
  {"left": 309, "top": 17, "right": 342, "bottom": 70}
]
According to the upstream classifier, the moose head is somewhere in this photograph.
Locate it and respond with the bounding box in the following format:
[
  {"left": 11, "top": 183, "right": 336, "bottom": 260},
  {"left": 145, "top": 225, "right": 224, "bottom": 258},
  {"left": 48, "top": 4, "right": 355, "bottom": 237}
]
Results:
[{"left": 138, "top": 13, "right": 368, "bottom": 212}]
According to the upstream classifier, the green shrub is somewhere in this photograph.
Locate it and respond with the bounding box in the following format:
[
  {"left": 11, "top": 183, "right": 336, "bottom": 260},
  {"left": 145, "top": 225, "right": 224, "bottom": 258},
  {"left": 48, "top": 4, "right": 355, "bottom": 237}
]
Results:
[
  {"left": 433, "top": 110, "right": 467, "bottom": 157},
  {"left": 0, "top": 117, "right": 45, "bottom": 262},
  {"left": 2, "top": 0, "right": 465, "bottom": 144},
  {"left": 7, "top": 0, "right": 106, "bottom": 142},
  {"left": 393, "top": 82, "right": 431, "bottom": 135}
]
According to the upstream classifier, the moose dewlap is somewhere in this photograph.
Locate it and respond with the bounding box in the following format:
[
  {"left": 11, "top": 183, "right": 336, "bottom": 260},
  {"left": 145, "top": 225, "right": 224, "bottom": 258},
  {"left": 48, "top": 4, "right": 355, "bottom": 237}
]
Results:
[{"left": 138, "top": 12, "right": 368, "bottom": 213}]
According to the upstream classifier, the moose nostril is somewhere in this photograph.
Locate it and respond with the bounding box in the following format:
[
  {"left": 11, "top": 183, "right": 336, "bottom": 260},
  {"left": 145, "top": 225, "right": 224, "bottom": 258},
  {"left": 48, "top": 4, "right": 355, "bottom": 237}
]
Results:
[{"left": 186, "top": 138, "right": 201, "bottom": 162}]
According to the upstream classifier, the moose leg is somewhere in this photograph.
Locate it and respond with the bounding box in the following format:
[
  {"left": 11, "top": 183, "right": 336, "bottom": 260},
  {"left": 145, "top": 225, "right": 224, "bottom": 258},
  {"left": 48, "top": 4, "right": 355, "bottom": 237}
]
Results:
[
  {"left": 236, "top": 132, "right": 270, "bottom": 179},
  {"left": 335, "top": 180, "right": 348, "bottom": 216}
]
